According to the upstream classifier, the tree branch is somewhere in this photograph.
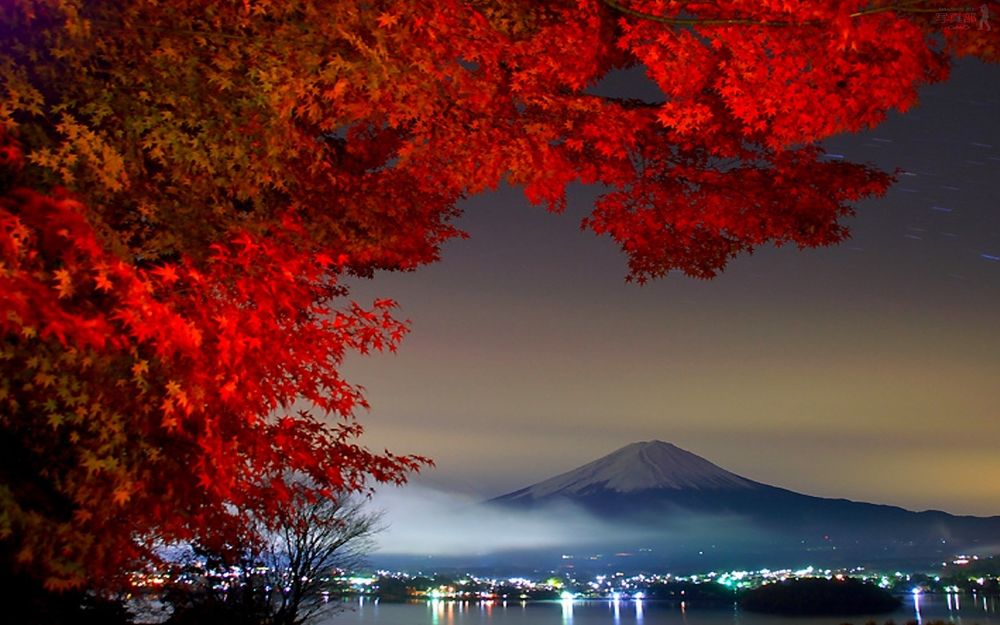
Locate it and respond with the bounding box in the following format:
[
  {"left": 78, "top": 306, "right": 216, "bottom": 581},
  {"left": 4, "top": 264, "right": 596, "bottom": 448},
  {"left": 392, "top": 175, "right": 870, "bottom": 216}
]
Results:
[{"left": 600, "top": 0, "right": 973, "bottom": 27}]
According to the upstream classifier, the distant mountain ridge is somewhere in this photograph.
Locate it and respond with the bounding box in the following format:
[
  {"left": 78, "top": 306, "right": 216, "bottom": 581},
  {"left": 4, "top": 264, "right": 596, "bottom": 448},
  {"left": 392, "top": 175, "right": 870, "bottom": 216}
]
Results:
[{"left": 490, "top": 440, "right": 1000, "bottom": 565}]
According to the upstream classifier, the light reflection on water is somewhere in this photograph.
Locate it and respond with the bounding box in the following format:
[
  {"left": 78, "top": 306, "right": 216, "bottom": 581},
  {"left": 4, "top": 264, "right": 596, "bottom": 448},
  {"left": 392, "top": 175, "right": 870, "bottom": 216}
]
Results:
[
  {"left": 327, "top": 594, "right": 1000, "bottom": 625},
  {"left": 562, "top": 596, "right": 573, "bottom": 623}
]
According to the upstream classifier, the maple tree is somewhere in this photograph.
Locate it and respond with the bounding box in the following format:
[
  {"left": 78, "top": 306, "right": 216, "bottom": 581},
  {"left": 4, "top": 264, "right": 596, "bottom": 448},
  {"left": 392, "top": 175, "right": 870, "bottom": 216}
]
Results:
[
  {"left": 0, "top": 132, "right": 420, "bottom": 592},
  {"left": 1, "top": 0, "right": 997, "bottom": 592}
]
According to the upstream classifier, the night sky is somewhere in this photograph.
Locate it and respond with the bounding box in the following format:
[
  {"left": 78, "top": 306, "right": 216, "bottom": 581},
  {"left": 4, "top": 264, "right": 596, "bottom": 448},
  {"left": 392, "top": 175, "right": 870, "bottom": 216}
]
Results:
[{"left": 345, "top": 58, "right": 1000, "bottom": 517}]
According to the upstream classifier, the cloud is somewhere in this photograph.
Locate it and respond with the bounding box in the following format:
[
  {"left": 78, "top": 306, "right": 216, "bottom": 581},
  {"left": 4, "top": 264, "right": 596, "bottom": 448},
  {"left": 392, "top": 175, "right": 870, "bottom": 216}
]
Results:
[
  {"left": 369, "top": 485, "right": 654, "bottom": 556},
  {"left": 366, "top": 485, "right": 779, "bottom": 561}
]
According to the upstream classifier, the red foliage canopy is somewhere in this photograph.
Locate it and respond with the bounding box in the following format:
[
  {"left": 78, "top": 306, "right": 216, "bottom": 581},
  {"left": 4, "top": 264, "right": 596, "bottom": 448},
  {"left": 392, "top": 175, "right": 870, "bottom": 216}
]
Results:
[
  {"left": 0, "top": 0, "right": 996, "bottom": 588},
  {"left": 0, "top": 134, "right": 421, "bottom": 588}
]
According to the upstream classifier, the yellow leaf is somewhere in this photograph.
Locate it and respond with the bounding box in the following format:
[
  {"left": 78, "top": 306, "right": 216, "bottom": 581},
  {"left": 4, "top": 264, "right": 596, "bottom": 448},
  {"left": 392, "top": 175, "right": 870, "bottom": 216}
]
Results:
[
  {"left": 34, "top": 372, "right": 56, "bottom": 388},
  {"left": 132, "top": 360, "right": 149, "bottom": 379},
  {"left": 112, "top": 483, "right": 132, "bottom": 506},
  {"left": 53, "top": 268, "right": 74, "bottom": 298},
  {"left": 82, "top": 454, "right": 103, "bottom": 475}
]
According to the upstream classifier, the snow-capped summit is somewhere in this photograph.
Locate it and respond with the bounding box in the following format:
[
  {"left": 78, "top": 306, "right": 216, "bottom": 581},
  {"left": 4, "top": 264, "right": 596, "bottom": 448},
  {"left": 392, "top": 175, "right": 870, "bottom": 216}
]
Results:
[{"left": 498, "top": 440, "right": 758, "bottom": 501}]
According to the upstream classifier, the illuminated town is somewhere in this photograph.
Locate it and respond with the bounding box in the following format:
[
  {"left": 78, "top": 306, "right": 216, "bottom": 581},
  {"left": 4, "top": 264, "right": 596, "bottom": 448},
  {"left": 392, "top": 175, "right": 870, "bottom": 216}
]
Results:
[{"left": 130, "top": 554, "right": 1000, "bottom": 605}]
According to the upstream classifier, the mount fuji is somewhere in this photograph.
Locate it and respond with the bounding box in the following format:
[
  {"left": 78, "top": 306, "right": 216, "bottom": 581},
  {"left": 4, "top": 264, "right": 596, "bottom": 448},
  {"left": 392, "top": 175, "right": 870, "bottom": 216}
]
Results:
[
  {"left": 495, "top": 440, "right": 759, "bottom": 499},
  {"left": 489, "top": 440, "right": 1000, "bottom": 565}
]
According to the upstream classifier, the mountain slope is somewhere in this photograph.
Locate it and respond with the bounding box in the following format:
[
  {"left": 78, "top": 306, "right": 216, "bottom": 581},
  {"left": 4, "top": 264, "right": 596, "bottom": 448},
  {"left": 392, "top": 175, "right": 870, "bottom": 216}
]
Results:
[{"left": 490, "top": 440, "right": 1000, "bottom": 561}]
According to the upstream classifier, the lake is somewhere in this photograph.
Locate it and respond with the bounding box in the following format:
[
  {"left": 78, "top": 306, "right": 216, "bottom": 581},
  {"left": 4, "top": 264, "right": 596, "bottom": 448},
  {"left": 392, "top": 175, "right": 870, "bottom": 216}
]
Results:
[{"left": 325, "top": 594, "right": 1000, "bottom": 625}]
